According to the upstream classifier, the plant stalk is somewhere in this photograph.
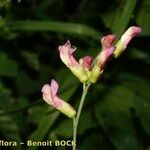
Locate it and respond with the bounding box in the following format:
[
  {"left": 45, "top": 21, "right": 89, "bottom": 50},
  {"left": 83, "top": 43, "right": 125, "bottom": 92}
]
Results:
[{"left": 73, "top": 83, "right": 91, "bottom": 150}]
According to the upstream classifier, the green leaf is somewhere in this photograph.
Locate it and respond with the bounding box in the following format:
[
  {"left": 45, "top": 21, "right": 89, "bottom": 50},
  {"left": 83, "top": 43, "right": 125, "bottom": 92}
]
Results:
[
  {"left": 54, "top": 118, "right": 73, "bottom": 137},
  {"left": 78, "top": 110, "right": 98, "bottom": 135},
  {"left": 0, "top": 0, "right": 10, "bottom": 7},
  {"left": 9, "top": 21, "right": 100, "bottom": 40},
  {"left": 0, "top": 17, "right": 5, "bottom": 28},
  {"left": 101, "top": 0, "right": 137, "bottom": 37},
  {"left": 120, "top": 75, "right": 150, "bottom": 134},
  {"left": 120, "top": 74, "right": 150, "bottom": 102},
  {"left": 15, "top": 72, "right": 39, "bottom": 96},
  {"left": 146, "top": 146, "right": 150, "bottom": 150},
  {"left": 134, "top": 96, "right": 150, "bottom": 134},
  {"left": 95, "top": 85, "right": 142, "bottom": 150},
  {"left": 129, "top": 48, "right": 150, "bottom": 62},
  {"left": 21, "top": 51, "right": 41, "bottom": 71},
  {"left": 80, "top": 131, "right": 115, "bottom": 150},
  {"left": 0, "top": 52, "right": 18, "bottom": 77},
  {"left": 28, "top": 111, "right": 59, "bottom": 150},
  {"left": 0, "top": 114, "right": 22, "bottom": 149},
  {"left": 135, "top": 0, "right": 150, "bottom": 37}
]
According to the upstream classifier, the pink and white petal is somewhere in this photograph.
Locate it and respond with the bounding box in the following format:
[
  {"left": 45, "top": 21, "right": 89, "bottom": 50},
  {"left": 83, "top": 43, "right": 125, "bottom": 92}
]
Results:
[
  {"left": 50, "top": 79, "right": 59, "bottom": 98},
  {"left": 104, "top": 46, "right": 115, "bottom": 59},
  {"left": 69, "top": 55, "right": 79, "bottom": 67},
  {"left": 69, "top": 46, "right": 76, "bottom": 54},
  {"left": 64, "top": 41, "right": 78, "bottom": 66},
  {"left": 96, "top": 46, "right": 115, "bottom": 69},
  {"left": 41, "top": 84, "right": 54, "bottom": 106},
  {"left": 58, "top": 45, "right": 69, "bottom": 55},
  {"left": 65, "top": 40, "right": 76, "bottom": 54},
  {"left": 121, "top": 26, "right": 141, "bottom": 48},
  {"left": 42, "top": 94, "right": 53, "bottom": 106},
  {"left": 79, "top": 56, "right": 93, "bottom": 70},
  {"left": 100, "top": 46, "right": 115, "bottom": 69},
  {"left": 41, "top": 84, "right": 51, "bottom": 95},
  {"left": 65, "top": 40, "right": 71, "bottom": 47},
  {"left": 59, "top": 41, "right": 76, "bottom": 55},
  {"left": 59, "top": 41, "right": 79, "bottom": 67},
  {"left": 101, "top": 34, "right": 116, "bottom": 49},
  {"left": 59, "top": 52, "right": 71, "bottom": 67},
  {"left": 52, "top": 96, "right": 63, "bottom": 108}
]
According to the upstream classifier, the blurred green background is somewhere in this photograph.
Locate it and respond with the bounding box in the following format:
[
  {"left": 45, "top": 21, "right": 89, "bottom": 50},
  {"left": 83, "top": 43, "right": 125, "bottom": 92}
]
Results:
[{"left": 0, "top": 0, "right": 149, "bottom": 150}]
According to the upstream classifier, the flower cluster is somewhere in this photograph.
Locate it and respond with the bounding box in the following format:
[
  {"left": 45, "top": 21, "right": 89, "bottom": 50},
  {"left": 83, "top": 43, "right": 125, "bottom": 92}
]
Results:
[
  {"left": 59, "top": 26, "right": 141, "bottom": 83},
  {"left": 41, "top": 26, "right": 141, "bottom": 118}
]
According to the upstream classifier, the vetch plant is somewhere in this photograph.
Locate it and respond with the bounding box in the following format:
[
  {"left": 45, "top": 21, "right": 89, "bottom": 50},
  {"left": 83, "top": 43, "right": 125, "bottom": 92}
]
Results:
[
  {"left": 41, "top": 79, "right": 76, "bottom": 118},
  {"left": 41, "top": 26, "right": 141, "bottom": 150}
]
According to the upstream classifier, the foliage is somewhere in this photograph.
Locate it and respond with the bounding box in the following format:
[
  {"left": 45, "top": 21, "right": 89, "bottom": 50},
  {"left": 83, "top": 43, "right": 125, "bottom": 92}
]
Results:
[{"left": 0, "top": 0, "right": 149, "bottom": 150}]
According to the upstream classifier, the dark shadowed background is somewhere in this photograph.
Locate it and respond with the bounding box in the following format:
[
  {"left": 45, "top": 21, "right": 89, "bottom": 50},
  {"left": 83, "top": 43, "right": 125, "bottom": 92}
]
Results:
[{"left": 0, "top": 0, "right": 150, "bottom": 150}]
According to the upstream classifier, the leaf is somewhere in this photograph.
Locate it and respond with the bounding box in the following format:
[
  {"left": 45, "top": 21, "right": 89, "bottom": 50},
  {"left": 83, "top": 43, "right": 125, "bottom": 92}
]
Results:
[
  {"left": 53, "top": 118, "right": 73, "bottom": 137},
  {"left": 146, "top": 146, "right": 150, "bottom": 150},
  {"left": 28, "top": 111, "right": 59, "bottom": 150},
  {"left": 10, "top": 21, "right": 100, "bottom": 40},
  {"left": 0, "top": 114, "right": 22, "bottom": 149},
  {"left": 21, "top": 51, "right": 41, "bottom": 71},
  {"left": 78, "top": 110, "right": 98, "bottom": 135},
  {"left": 135, "top": 0, "right": 150, "bottom": 37},
  {"left": 95, "top": 85, "right": 142, "bottom": 150},
  {"left": 0, "top": 17, "right": 5, "bottom": 28},
  {"left": 15, "top": 72, "right": 39, "bottom": 96},
  {"left": 0, "top": 52, "right": 18, "bottom": 77},
  {"left": 80, "top": 131, "right": 115, "bottom": 150},
  {"left": 129, "top": 48, "right": 150, "bottom": 62},
  {"left": 0, "top": 0, "right": 10, "bottom": 7},
  {"left": 0, "top": 81, "right": 15, "bottom": 111},
  {"left": 134, "top": 96, "right": 150, "bottom": 134},
  {"left": 101, "top": 0, "right": 137, "bottom": 37},
  {"left": 0, "top": 82, "right": 30, "bottom": 139},
  {"left": 120, "top": 74, "right": 150, "bottom": 134},
  {"left": 119, "top": 74, "right": 150, "bottom": 102}
]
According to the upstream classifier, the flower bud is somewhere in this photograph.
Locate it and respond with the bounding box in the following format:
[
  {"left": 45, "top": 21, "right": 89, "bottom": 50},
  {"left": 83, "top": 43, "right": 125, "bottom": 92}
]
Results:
[
  {"left": 114, "top": 26, "right": 141, "bottom": 58},
  {"left": 101, "top": 34, "right": 116, "bottom": 49},
  {"left": 79, "top": 56, "right": 93, "bottom": 71},
  {"left": 89, "top": 46, "right": 114, "bottom": 83}
]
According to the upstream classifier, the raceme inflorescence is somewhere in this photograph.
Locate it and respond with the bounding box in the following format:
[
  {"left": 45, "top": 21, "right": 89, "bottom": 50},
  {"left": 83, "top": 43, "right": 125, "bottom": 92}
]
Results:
[{"left": 41, "top": 26, "right": 141, "bottom": 150}]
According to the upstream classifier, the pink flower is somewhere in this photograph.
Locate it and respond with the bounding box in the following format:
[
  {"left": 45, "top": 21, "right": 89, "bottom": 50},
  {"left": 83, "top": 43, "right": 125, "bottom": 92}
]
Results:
[
  {"left": 58, "top": 41, "right": 93, "bottom": 83},
  {"left": 114, "top": 26, "right": 141, "bottom": 58},
  {"left": 98, "top": 34, "right": 116, "bottom": 69},
  {"left": 41, "top": 79, "right": 76, "bottom": 118},
  {"left": 97, "top": 46, "right": 115, "bottom": 70},
  {"left": 89, "top": 33, "right": 116, "bottom": 83},
  {"left": 120, "top": 26, "right": 141, "bottom": 49},
  {"left": 58, "top": 40, "right": 78, "bottom": 68},
  {"left": 57, "top": 27, "right": 141, "bottom": 83},
  {"left": 89, "top": 46, "right": 115, "bottom": 83},
  {"left": 101, "top": 34, "right": 116, "bottom": 49},
  {"left": 79, "top": 56, "right": 93, "bottom": 71}
]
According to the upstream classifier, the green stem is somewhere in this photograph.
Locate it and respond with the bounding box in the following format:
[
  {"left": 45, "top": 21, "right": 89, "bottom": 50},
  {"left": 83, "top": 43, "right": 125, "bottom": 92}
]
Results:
[
  {"left": 73, "top": 117, "right": 76, "bottom": 150},
  {"left": 73, "top": 83, "right": 91, "bottom": 150}
]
